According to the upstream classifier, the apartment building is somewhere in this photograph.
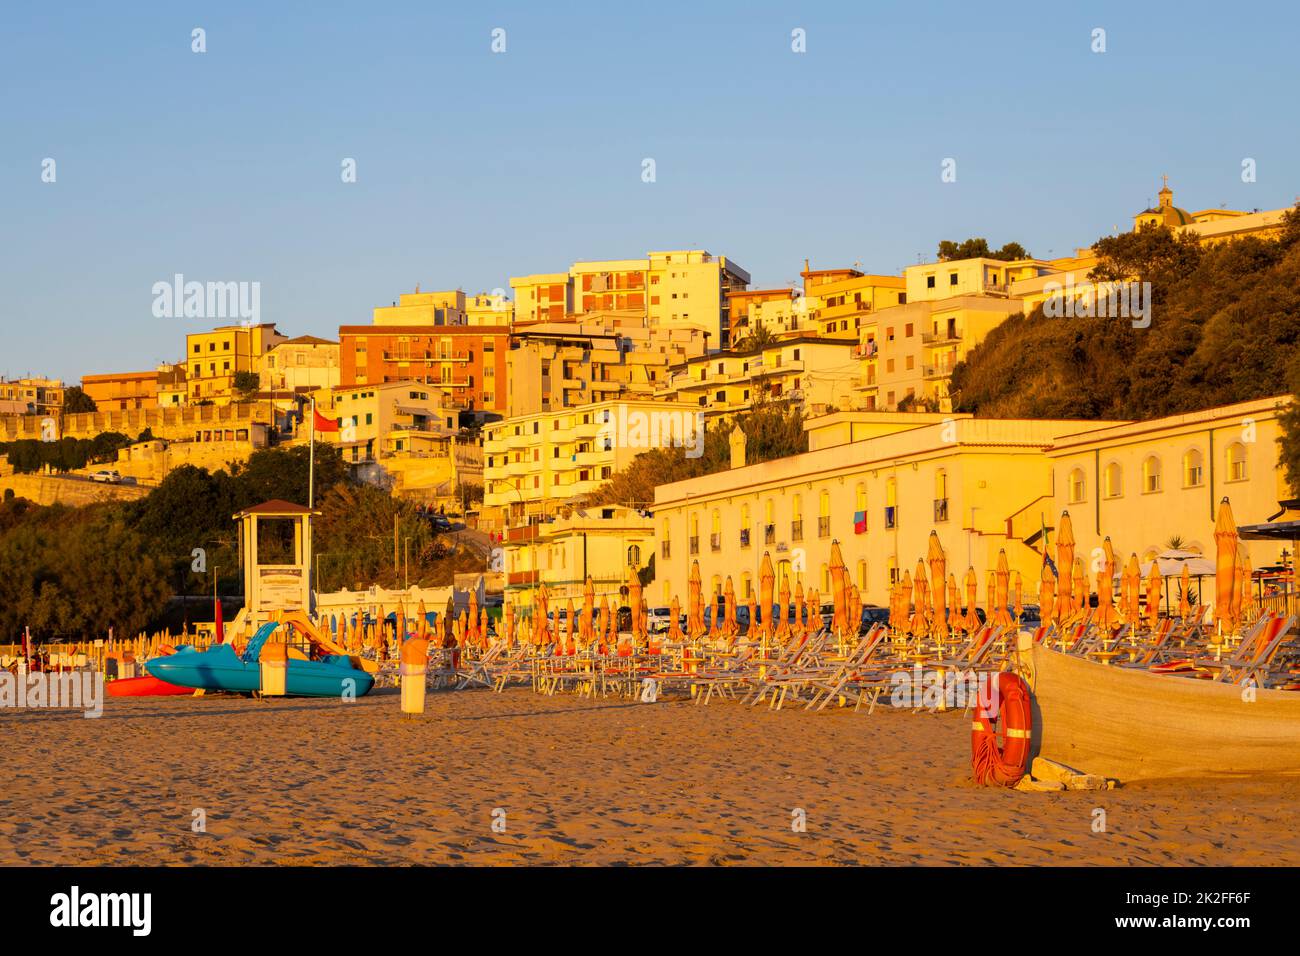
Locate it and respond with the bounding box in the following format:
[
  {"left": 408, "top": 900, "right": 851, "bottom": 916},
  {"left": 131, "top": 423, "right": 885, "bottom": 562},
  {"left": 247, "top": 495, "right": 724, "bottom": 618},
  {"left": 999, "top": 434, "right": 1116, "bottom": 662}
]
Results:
[
  {"left": 80, "top": 370, "right": 159, "bottom": 411},
  {"left": 338, "top": 324, "right": 510, "bottom": 418},
  {"left": 0, "top": 377, "right": 65, "bottom": 416},
  {"left": 482, "top": 398, "right": 700, "bottom": 526},
  {"left": 263, "top": 335, "right": 341, "bottom": 394},
  {"left": 185, "top": 324, "right": 287, "bottom": 404},
  {"left": 503, "top": 506, "right": 655, "bottom": 610},
  {"left": 660, "top": 337, "right": 859, "bottom": 419}
]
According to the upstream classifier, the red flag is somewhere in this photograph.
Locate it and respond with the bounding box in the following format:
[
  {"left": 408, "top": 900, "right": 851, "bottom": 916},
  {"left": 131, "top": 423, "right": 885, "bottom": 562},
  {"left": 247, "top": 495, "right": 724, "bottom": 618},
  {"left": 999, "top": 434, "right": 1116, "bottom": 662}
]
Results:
[
  {"left": 313, "top": 407, "right": 339, "bottom": 433},
  {"left": 214, "top": 597, "right": 225, "bottom": 644}
]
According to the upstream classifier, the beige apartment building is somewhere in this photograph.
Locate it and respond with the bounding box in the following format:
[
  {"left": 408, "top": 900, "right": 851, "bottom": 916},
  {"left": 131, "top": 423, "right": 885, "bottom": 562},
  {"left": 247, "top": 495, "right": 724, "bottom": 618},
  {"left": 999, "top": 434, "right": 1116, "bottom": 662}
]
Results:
[
  {"left": 263, "top": 335, "right": 340, "bottom": 394},
  {"left": 506, "top": 321, "right": 706, "bottom": 418},
  {"left": 185, "top": 324, "right": 287, "bottom": 404},
  {"left": 482, "top": 398, "right": 700, "bottom": 526},
  {"left": 503, "top": 506, "right": 655, "bottom": 611},
  {"left": 510, "top": 250, "right": 750, "bottom": 344},
  {"left": 321, "top": 380, "right": 456, "bottom": 467},
  {"left": 659, "top": 336, "right": 859, "bottom": 419}
]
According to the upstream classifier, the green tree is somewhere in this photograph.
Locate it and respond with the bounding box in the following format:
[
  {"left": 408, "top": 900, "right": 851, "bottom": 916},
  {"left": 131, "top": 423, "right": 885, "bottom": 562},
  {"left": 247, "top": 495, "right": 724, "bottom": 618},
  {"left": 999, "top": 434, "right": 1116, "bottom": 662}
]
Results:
[
  {"left": 62, "top": 386, "right": 97, "bottom": 414},
  {"left": 230, "top": 444, "right": 348, "bottom": 509},
  {"left": 937, "top": 239, "right": 1030, "bottom": 262}
]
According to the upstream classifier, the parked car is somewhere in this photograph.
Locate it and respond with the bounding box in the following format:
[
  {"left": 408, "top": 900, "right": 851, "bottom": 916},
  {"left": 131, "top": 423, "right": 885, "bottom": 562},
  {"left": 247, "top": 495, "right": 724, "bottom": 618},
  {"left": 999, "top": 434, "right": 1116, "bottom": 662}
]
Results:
[
  {"left": 646, "top": 607, "right": 674, "bottom": 634},
  {"left": 429, "top": 513, "right": 452, "bottom": 533},
  {"left": 859, "top": 605, "right": 890, "bottom": 632},
  {"left": 90, "top": 469, "right": 122, "bottom": 484}
]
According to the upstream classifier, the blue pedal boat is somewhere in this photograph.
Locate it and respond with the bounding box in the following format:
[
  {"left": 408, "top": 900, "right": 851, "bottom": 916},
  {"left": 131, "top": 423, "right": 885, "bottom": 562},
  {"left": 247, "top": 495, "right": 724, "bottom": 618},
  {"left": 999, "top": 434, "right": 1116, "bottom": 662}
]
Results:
[{"left": 146, "top": 621, "right": 375, "bottom": 698}]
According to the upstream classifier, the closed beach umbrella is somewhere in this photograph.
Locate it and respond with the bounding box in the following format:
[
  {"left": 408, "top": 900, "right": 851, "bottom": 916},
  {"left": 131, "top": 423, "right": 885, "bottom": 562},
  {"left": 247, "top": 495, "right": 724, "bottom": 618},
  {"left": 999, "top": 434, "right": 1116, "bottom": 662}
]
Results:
[
  {"left": 1179, "top": 564, "right": 1192, "bottom": 618},
  {"left": 722, "top": 576, "right": 738, "bottom": 642},
  {"left": 1096, "top": 560, "right": 1115, "bottom": 630},
  {"left": 581, "top": 575, "right": 596, "bottom": 646},
  {"left": 668, "top": 595, "right": 683, "bottom": 642},
  {"left": 792, "top": 579, "right": 806, "bottom": 640},
  {"left": 994, "top": 551, "right": 1011, "bottom": 627},
  {"left": 1123, "top": 553, "right": 1142, "bottom": 624},
  {"left": 1013, "top": 570, "right": 1024, "bottom": 622},
  {"left": 503, "top": 601, "right": 515, "bottom": 649},
  {"left": 829, "top": 541, "right": 850, "bottom": 640},
  {"left": 963, "top": 567, "right": 979, "bottom": 633},
  {"left": 1055, "top": 511, "right": 1075, "bottom": 623},
  {"left": 985, "top": 571, "right": 996, "bottom": 626},
  {"left": 1236, "top": 552, "right": 1251, "bottom": 624},
  {"left": 628, "top": 567, "right": 644, "bottom": 643},
  {"left": 1072, "top": 558, "right": 1087, "bottom": 615},
  {"left": 946, "top": 574, "right": 961, "bottom": 632},
  {"left": 911, "top": 561, "right": 929, "bottom": 636},
  {"left": 759, "top": 552, "right": 775, "bottom": 643},
  {"left": 928, "top": 532, "right": 948, "bottom": 637},
  {"left": 898, "top": 572, "right": 913, "bottom": 637},
  {"left": 1039, "top": 562, "right": 1055, "bottom": 628},
  {"left": 775, "top": 573, "right": 791, "bottom": 644},
  {"left": 687, "top": 564, "right": 703, "bottom": 640},
  {"left": 1145, "top": 560, "right": 1162, "bottom": 630},
  {"left": 1214, "top": 498, "right": 1238, "bottom": 634}
]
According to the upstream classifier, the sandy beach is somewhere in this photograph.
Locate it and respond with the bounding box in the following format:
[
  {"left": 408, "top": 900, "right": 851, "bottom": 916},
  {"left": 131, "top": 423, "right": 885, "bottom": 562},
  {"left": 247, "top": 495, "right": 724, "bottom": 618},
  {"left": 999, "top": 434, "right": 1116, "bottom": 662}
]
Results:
[{"left": 2, "top": 687, "right": 1299, "bottom": 866}]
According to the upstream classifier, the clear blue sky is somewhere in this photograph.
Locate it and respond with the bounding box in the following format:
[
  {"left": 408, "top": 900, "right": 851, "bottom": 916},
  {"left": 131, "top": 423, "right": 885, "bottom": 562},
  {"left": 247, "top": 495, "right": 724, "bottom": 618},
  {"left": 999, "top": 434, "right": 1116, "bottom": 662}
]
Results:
[{"left": 2, "top": 0, "right": 1297, "bottom": 384}]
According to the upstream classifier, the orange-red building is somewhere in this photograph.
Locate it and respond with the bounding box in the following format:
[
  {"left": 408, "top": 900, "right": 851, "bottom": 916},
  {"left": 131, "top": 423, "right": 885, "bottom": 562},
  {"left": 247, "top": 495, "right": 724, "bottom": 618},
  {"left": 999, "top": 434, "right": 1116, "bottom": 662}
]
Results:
[
  {"left": 337, "top": 325, "right": 511, "bottom": 417},
  {"left": 81, "top": 370, "right": 159, "bottom": 410}
]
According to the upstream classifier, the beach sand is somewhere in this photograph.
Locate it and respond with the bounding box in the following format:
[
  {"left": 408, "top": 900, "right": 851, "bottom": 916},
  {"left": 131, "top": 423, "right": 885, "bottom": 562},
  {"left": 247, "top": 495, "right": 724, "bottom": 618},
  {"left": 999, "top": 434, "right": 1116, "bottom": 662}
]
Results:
[{"left": 2, "top": 687, "right": 1298, "bottom": 866}]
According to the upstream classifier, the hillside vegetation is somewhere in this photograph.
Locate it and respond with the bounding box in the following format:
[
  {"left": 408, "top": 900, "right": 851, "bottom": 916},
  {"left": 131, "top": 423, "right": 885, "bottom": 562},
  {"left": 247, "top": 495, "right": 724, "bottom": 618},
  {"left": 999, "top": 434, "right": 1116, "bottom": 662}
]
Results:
[{"left": 949, "top": 207, "right": 1300, "bottom": 488}]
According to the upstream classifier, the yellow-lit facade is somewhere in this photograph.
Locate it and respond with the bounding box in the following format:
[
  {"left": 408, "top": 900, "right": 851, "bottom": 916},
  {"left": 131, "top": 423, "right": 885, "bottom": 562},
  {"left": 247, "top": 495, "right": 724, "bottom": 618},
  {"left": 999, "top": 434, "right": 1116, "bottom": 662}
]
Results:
[
  {"left": 482, "top": 398, "right": 700, "bottom": 525},
  {"left": 659, "top": 337, "right": 858, "bottom": 418},
  {"left": 654, "top": 397, "right": 1297, "bottom": 611},
  {"left": 654, "top": 415, "right": 1098, "bottom": 608},
  {"left": 504, "top": 506, "right": 654, "bottom": 610},
  {"left": 185, "top": 324, "right": 286, "bottom": 404}
]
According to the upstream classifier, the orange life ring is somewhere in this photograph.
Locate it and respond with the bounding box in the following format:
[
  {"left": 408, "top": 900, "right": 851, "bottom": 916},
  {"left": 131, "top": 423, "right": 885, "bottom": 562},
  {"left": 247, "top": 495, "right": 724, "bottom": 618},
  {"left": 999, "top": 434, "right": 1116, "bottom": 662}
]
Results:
[{"left": 971, "top": 671, "right": 1031, "bottom": 786}]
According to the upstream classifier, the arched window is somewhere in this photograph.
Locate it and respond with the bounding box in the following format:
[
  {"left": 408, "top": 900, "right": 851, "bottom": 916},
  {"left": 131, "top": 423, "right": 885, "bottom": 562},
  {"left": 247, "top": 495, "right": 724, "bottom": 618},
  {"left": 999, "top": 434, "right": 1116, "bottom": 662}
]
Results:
[
  {"left": 1182, "top": 448, "right": 1204, "bottom": 488},
  {"left": 1142, "top": 456, "right": 1162, "bottom": 494},
  {"left": 821, "top": 563, "right": 831, "bottom": 593},
  {"left": 885, "top": 477, "right": 898, "bottom": 529},
  {"left": 857, "top": 559, "right": 868, "bottom": 590},
  {"left": 740, "top": 503, "right": 751, "bottom": 548},
  {"left": 791, "top": 494, "right": 803, "bottom": 542},
  {"left": 818, "top": 491, "right": 831, "bottom": 538},
  {"left": 742, "top": 572, "right": 752, "bottom": 599},
  {"left": 1068, "top": 467, "right": 1086, "bottom": 504},
  {"left": 1227, "top": 442, "right": 1248, "bottom": 482},
  {"left": 710, "top": 509, "right": 722, "bottom": 551},
  {"left": 627, "top": 544, "right": 641, "bottom": 567},
  {"left": 855, "top": 484, "right": 867, "bottom": 512},
  {"left": 887, "top": 557, "right": 899, "bottom": 586},
  {"left": 1104, "top": 461, "right": 1123, "bottom": 498},
  {"left": 933, "top": 469, "right": 949, "bottom": 521}
]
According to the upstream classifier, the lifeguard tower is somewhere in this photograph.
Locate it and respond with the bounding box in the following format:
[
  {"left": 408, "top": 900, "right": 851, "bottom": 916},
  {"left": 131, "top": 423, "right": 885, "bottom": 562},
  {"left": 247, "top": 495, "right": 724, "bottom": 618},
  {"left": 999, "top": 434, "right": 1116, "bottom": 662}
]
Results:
[{"left": 235, "top": 499, "right": 318, "bottom": 628}]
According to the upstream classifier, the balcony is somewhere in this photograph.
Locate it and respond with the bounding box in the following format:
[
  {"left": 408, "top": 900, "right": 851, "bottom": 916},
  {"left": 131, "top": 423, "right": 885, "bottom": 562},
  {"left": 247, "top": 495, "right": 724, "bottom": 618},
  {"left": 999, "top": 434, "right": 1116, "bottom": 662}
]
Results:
[
  {"left": 921, "top": 329, "right": 961, "bottom": 345},
  {"left": 933, "top": 498, "right": 949, "bottom": 522},
  {"left": 739, "top": 528, "right": 751, "bottom": 548},
  {"left": 790, "top": 520, "right": 803, "bottom": 542},
  {"left": 710, "top": 532, "right": 721, "bottom": 552},
  {"left": 922, "top": 364, "right": 955, "bottom": 380},
  {"left": 817, "top": 516, "right": 830, "bottom": 538},
  {"left": 689, "top": 536, "right": 699, "bottom": 555},
  {"left": 661, "top": 540, "right": 671, "bottom": 559},
  {"left": 885, "top": 506, "right": 897, "bottom": 530},
  {"left": 764, "top": 524, "right": 776, "bottom": 545}
]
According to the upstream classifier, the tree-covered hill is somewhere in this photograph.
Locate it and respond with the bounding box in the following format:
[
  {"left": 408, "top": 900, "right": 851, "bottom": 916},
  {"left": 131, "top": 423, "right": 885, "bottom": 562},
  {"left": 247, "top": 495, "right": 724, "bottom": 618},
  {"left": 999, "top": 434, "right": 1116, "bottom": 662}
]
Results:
[{"left": 949, "top": 206, "right": 1300, "bottom": 488}]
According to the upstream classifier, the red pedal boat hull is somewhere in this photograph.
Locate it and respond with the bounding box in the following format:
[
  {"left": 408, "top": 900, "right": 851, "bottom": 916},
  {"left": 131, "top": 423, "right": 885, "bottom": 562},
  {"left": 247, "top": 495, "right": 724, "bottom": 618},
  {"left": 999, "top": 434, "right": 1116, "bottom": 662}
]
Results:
[{"left": 107, "top": 675, "right": 193, "bottom": 697}]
